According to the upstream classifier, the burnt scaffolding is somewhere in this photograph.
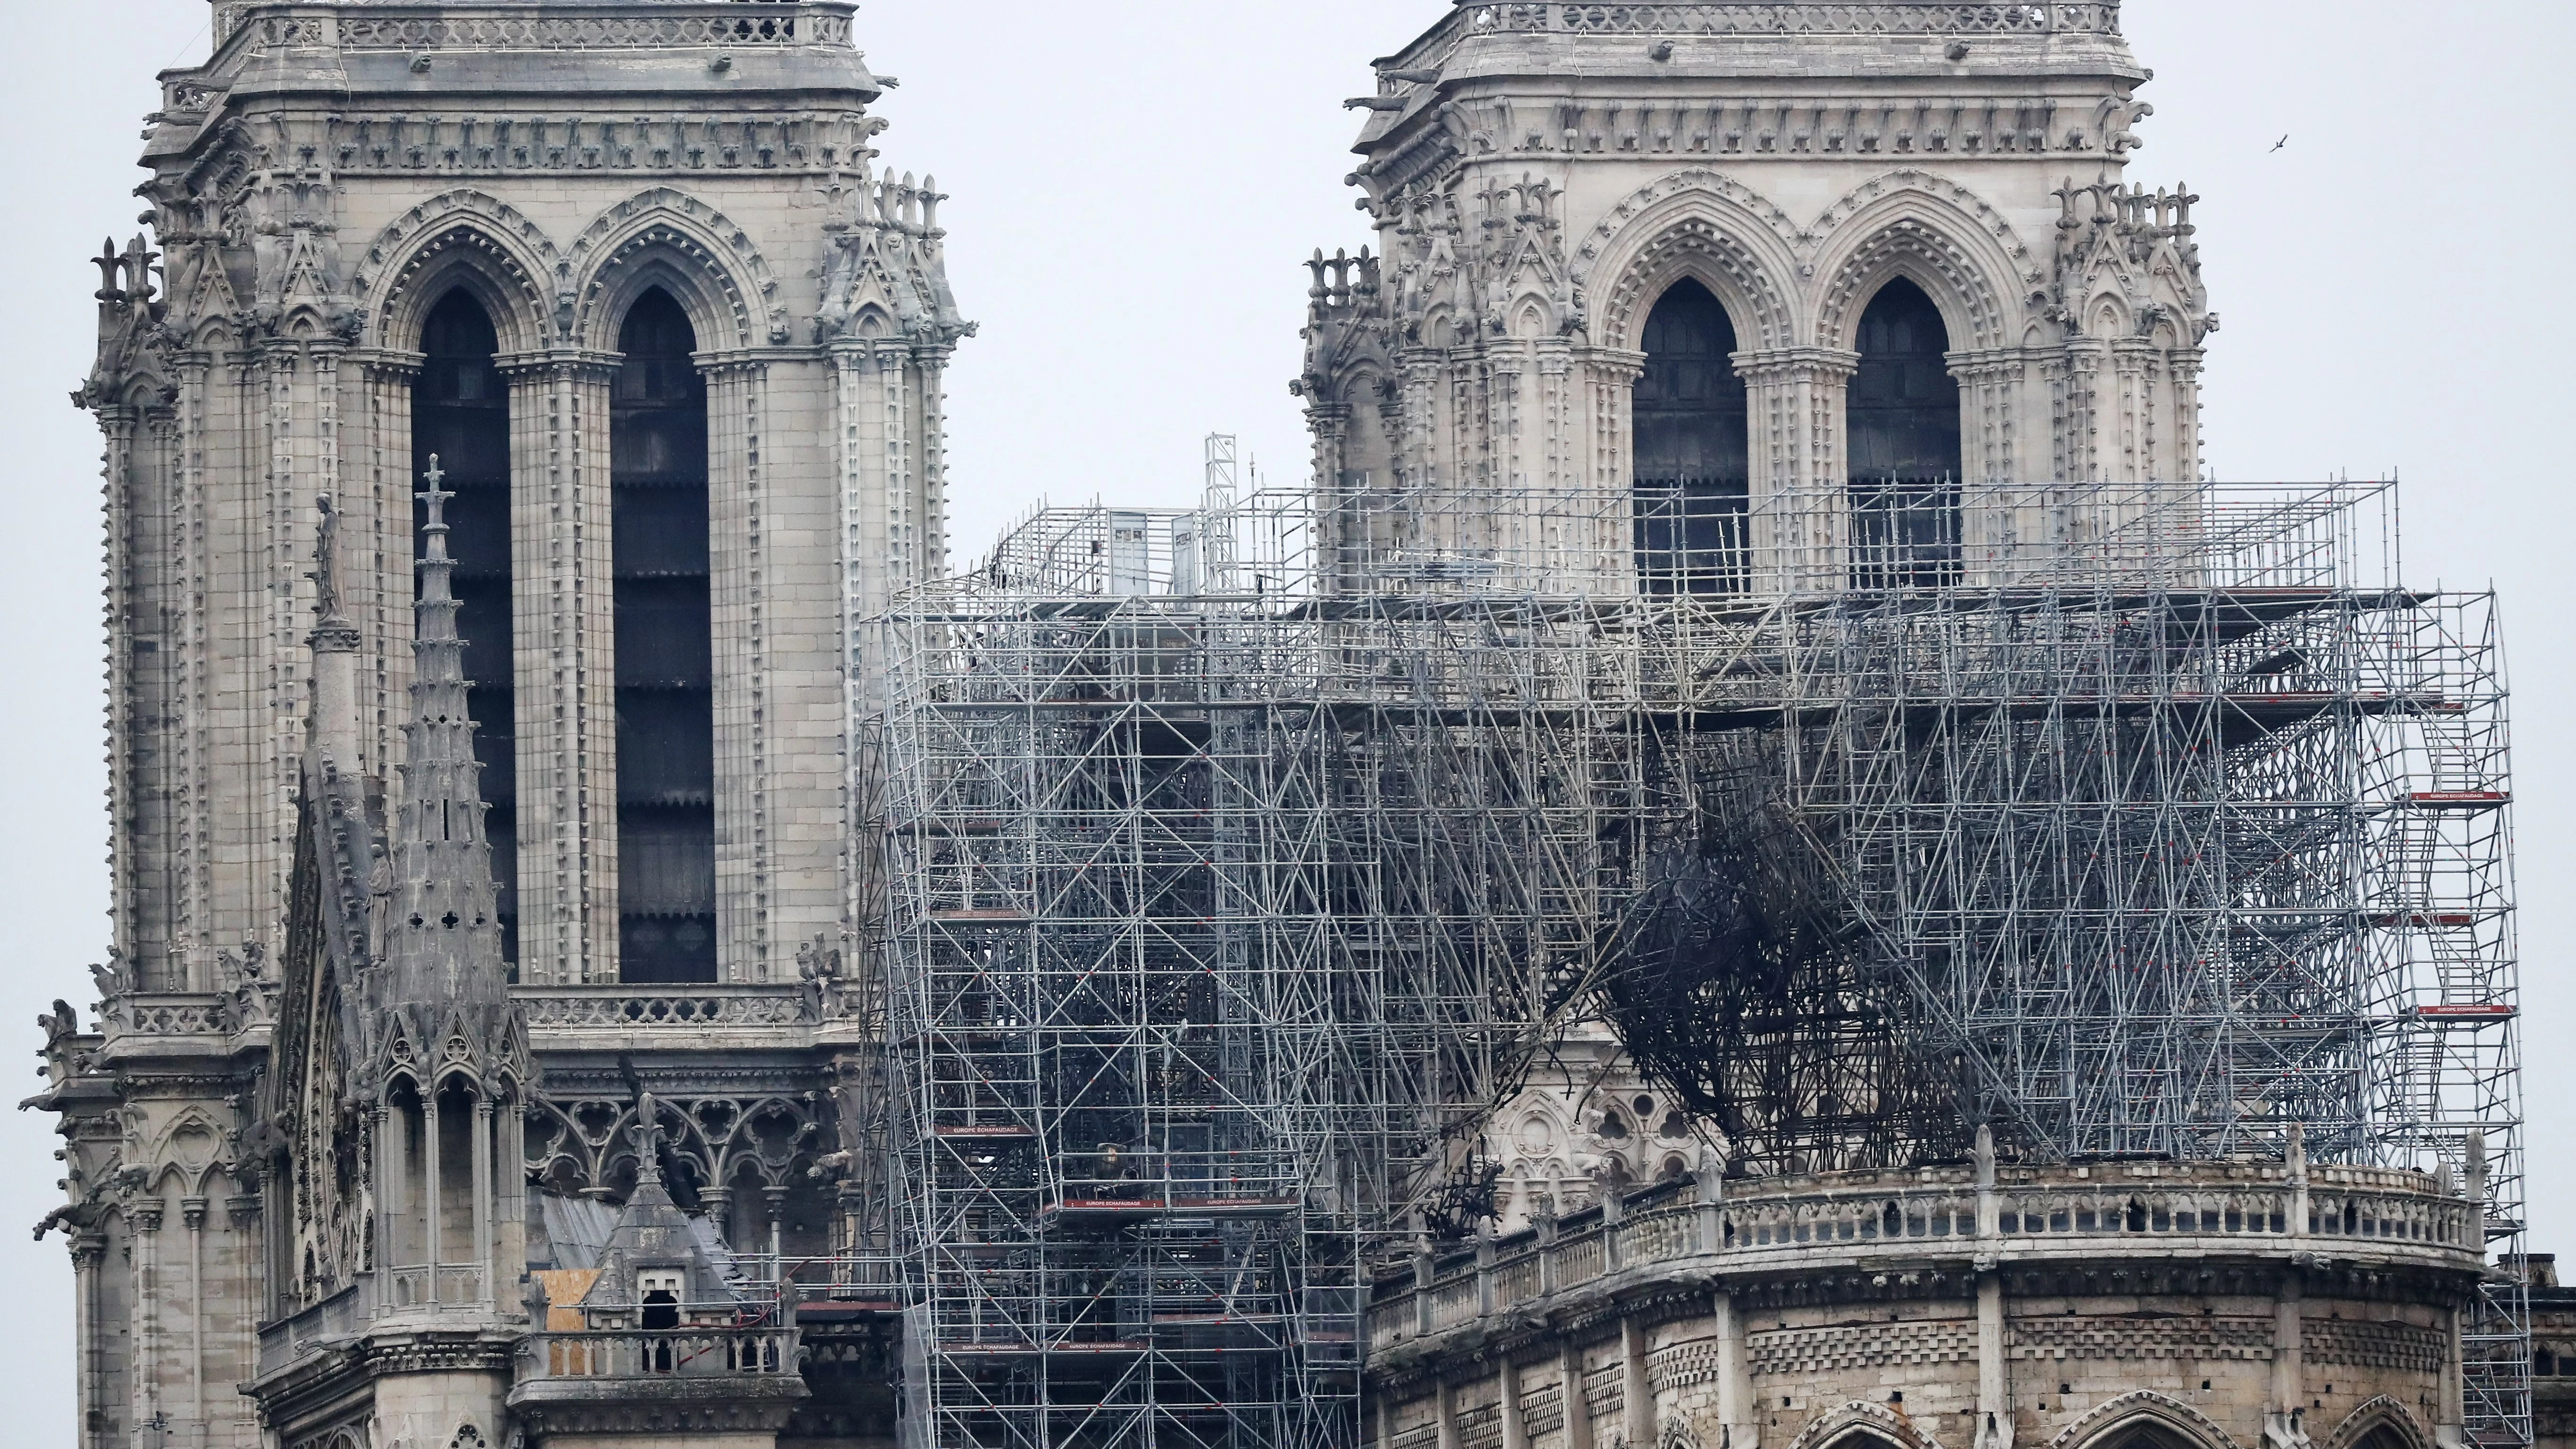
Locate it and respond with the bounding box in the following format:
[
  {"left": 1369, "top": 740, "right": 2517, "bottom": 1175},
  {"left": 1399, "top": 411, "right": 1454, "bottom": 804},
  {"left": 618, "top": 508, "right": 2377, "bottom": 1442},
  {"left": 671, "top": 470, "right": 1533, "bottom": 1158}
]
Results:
[{"left": 872, "top": 456, "right": 2525, "bottom": 1449}]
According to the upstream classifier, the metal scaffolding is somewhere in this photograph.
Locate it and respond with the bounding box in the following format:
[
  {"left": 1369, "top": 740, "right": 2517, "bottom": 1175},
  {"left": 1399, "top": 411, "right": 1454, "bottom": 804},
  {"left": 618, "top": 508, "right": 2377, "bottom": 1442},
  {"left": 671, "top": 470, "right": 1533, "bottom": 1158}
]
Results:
[{"left": 873, "top": 459, "right": 2523, "bottom": 1449}]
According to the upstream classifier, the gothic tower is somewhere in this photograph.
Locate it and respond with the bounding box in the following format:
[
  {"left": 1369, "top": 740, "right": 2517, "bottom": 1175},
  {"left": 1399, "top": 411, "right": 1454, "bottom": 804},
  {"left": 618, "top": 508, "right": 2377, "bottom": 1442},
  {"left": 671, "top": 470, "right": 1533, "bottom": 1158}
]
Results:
[
  {"left": 1298, "top": 4, "right": 2210, "bottom": 596},
  {"left": 44, "top": 5, "right": 960, "bottom": 1447},
  {"left": 85, "top": 0, "right": 967, "bottom": 992}
]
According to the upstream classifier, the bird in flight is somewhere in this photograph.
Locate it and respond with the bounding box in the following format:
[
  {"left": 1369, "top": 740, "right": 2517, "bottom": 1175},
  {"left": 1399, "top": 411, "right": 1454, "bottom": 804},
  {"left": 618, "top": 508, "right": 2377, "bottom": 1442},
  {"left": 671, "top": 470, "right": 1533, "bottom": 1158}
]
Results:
[{"left": 2271, "top": 134, "right": 2289, "bottom": 152}]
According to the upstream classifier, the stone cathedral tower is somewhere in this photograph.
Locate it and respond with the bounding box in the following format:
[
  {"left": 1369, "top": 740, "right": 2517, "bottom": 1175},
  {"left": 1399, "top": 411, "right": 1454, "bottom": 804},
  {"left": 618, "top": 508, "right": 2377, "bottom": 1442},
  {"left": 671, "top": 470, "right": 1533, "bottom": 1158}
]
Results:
[
  {"left": 42, "top": 4, "right": 961, "bottom": 1448},
  {"left": 1298, "top": 3, "right": 2209, "bottom": 597},
  {"left": 87, "top": 0, "right": 966, "bottom": 993}
]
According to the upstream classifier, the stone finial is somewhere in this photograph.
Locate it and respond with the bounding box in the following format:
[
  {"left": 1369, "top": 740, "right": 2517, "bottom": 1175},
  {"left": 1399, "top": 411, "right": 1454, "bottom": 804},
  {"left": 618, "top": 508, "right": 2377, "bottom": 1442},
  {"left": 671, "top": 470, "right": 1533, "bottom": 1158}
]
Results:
[
  {"left": 1529, "top": 1186, "right": 1560, "bottom": 1245},
  {"left": 629, "top": 1092, "right": 667, "bottom": 1186},
  {"left": 1973, "top": 1122, "right": 1996, "bottom": 1188},
  {"left": 1692, "top": 1138, "right": 1728, "bottom": 1204},
  {"left": 92, "top": 238, "right": 124, "bottom": 303},
  {"left": 311, "top": 492, "right": 343, "bottom": 624}
]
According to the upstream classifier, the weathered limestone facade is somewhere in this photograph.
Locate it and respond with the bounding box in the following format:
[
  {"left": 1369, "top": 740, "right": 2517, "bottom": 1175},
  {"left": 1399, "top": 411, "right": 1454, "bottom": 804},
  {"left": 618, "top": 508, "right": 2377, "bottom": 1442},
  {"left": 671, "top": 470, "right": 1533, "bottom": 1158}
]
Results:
[
  {"left": 43, "top": 4, "right": 949, "bottom": 1447},
  {"left": 1300, "top": 11, "right": 2490, "bottom": 1449},
  {"left": 1298, "top": 2, "right": 2211, "bottom": 594},
  {"left": 1301, "top": 0, "right": 2231, "bottom": 1262},
  {"left": 89, "top": 0, "right": 965, "bottom": 992},
  {"left": 29, "top": 5, "right": 2520, "bottom": 1449},
  {"left": 1370, "top": 1141, "right": 2481, "bottom": 1449}
]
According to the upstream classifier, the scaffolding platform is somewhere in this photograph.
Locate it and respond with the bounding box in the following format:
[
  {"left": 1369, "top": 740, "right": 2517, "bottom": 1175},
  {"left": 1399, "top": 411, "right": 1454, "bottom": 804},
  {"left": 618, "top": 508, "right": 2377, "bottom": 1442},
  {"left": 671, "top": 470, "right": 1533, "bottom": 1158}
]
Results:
[{"left": 874, "top": 459, "right": 2524, "bottom": 1449}]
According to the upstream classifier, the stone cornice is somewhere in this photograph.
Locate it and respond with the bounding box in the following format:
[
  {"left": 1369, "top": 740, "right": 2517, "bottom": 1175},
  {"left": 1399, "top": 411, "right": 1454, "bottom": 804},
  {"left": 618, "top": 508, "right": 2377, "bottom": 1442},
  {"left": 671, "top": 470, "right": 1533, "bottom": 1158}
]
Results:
[
  {"left": 1734, "top": 344, "right": 1863, "bottom": 379},
  {"left": 507, "top": 1373, "right": 809, "bottom": 1436},
  {"left": 495, "top": 347, "right": 624, "bottom": 378}
]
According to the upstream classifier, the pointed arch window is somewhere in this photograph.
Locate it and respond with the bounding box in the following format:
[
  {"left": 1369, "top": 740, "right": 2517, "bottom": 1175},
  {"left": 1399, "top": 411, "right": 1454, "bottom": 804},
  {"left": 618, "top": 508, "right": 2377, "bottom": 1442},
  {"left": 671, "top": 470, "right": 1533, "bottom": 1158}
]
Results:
[
  {"left": 611, "top": 289, "right": 717, "bottom": 984},
  {"left": 413, "top": 292, "right": 517, "bottom": 963},
  {"left": 1847, "top": 277, "right": 1963, "bottom": 588},
  {"left": 1632, "top": 277, "right": 1749, "bottom": 594}
]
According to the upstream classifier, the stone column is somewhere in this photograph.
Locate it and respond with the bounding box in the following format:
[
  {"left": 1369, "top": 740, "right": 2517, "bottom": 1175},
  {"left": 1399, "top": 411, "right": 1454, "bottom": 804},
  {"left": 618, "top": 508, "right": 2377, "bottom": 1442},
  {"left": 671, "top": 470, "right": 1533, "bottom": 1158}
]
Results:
[
  {"left": 169, "top": 352, "right": 217, "bottom": 980},
  {"left": 1736, "top": 347, "right": 1859, "bottom": 593},
  {"left": 2053, "top": 338, "right": 2110, "bottom": 484},
  {"left": 72, "top": 1232, "right": 105, "bottom": 1449},
  {"left": 2439, "top": 1304, "right": 2467, "bottom": 1449},
  {"left": 1500, "top": 1358, "right": 1528, "bottom": 1449},
  {"left": 472, "top": 1095, "right": 495, "bottom": 1308},
  {"left": 1956, "top": 351, "right": 2025, "bottom": 486},
  {"left": 226, "top": 1191, "right": 265, "bottom": 1449},
  {"left": 830, "top": 341, "right": 926, "bottom": 625},
  {"left": 352, "top": 349, "right": 425, "bottom": 785},
  {"left": 375, "top": 1103, "right": 402, "bottom": 1296},
  {"left": 1562, "top": 1338, "right": 1596, "bottom": 1449},
  {"left": 181, "top": 1196, "right": 208, "bottom": 1440},
  {"left": 1393, "top": 345, "right": 1444, "bottom": 507},
  {"left": 1577, "top": 347, "right": 1647, "bottom": 595},
  {"left": 763, "top": 1184, "right": 791, "bottom": 1259},
  {"left": 96, "top": 398, "right": 149, "bottom": 976},
  {"left": 1715, "top": 1288, "right": 1755, "bottom": 1449},
  {"left": 425, "top": 1087, "right": 445, "bottom": 1302},
  {"left": 129, "top": 1199, "right": 165, "bottom": 1447},
  {"left": 834, "top": 338, "right": 927, "bottom": 952},
  {"left": 916, "top": 342, "right": 956, "bottom": 571},
  {"left": 1436, "top": 1381, "right": 1461, "bottom": 1449},
  {"left": 2269, "top": 1267, "right": 2307, "bottom": 1448},
  {"left": 250, "top": 343, "right": 301, "bottom": 966},
  {"left": 244, "top": 338, "right": 346, "bottom": 966},
  {"left": 1622, "top": 1317, "right": 1653, "bottom": 1449},
  {"left": 1948, "top": 350, "right": 2028, "bottom": 585},
  {"left": 1481, "top": 345, "right": 1529, "bottom": 572},
  {"left": 831, "top": 343, "right": 904, "bottom": 682},
  {"left": 499, "top": 350, "right": 621, "bottom": 983},
  {"left": 704, "top": 356, "right": 775, "bottom": 982},
  {"left": 1975, "top": 1126, "right": 2011, "bottom": 1449},
  {"left": 2166, "top": 347, "right": 2206, "bottom": 483}
]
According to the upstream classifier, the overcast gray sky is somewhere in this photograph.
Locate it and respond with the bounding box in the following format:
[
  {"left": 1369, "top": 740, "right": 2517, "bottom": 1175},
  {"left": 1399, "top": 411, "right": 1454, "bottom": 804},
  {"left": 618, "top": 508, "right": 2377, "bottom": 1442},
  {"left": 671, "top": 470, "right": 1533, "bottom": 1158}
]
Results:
[{"left": 2, "top": 1, "right": 2568, "bottom": 1430}]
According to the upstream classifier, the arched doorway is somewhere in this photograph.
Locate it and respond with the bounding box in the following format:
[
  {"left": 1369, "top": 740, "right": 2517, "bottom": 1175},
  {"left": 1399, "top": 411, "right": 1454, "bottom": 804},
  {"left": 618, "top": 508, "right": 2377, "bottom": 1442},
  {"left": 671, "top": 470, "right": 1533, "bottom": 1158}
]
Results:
[
  {"left": 611, "top": 289, "right": 717, "bottom": 984},
  {"left": 1633, "top": 277, "right": 1750, "bottom": 594},
  {"left": 1846, "top": 276, "right": 1962, "bottom": 587},
  {"left": 414, "top": 290, "right": 518, "bottom": 965}
]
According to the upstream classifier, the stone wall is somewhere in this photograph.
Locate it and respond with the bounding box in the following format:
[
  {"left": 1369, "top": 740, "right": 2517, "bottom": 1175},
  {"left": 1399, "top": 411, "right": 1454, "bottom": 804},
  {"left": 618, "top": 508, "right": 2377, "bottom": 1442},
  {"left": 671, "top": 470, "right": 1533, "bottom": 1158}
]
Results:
[{"left": 1368, "top": 1160, "right": 2478, "bottom": 1449}]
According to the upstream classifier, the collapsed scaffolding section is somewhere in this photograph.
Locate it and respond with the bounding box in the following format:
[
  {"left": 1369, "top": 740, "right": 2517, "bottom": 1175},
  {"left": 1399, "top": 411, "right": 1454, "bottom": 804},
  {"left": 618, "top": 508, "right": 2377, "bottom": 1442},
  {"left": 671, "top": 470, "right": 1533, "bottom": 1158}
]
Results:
[{"left": 876, "top": 471, "right": 2524, "bottom": 1449}]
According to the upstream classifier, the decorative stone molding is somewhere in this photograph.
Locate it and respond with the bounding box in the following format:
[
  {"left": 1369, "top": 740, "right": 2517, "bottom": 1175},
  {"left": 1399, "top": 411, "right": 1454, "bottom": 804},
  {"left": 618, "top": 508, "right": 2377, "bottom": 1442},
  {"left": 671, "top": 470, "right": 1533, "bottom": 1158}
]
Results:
[
  {"left": 1808, "top": 172, "right": 2031, "bottom": 351},
  {"left": 2045, "top": 1391, "right": 2243, "bottom": 1449},
  {"left": 352, "top": 189, "right": 564, "bottom": 353},
  {"left": 1753, "top": 1320, "right": 1978, "bottom": 1376},
  {"left": 2011, "top": 1314, "right": 2274, "bottom": 1363},
  {"left": 564, "top": 187, "right": 787, "bottom": 349},
  {"left": 1581, "top": 172, "right": 1803, "bottom": 352},
  {"left": 1782, "top": 1399, "right": 1948, "bottom": 1449},
  {"left": 2318, "top": 1397, "right": 2436, "bottom": 1449},
  {"left": 2303, "top": 1319, "right": 2447, "bottom": 1375}
]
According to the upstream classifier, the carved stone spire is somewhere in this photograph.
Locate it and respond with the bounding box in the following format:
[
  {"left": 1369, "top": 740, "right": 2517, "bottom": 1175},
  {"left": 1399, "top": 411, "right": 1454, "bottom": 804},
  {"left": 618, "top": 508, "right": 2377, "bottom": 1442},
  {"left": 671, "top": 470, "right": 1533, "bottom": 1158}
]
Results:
[{"left": 370, "top": 456, "right": 525, "bottom": 1075}]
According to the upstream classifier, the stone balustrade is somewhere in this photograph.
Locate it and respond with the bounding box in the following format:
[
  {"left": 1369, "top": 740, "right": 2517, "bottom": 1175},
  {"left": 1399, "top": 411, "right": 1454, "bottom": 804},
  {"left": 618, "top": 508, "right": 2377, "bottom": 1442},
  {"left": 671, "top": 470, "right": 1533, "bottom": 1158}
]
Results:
[
  {"left": 516, "top": 983, "right": 818, "bottom": 1033},
  {"left": 213, "top": 3, "right": 857, "bottom": 54},
  {"left": 524, "top": 1327, "right": 804, "bottom": 1381},
  {"left": 1385, "top": 2, "right": 2125, "bottom": 90},
  {"left": 1459, "top": 3, "right": 2122, "bottom": 36},
  {"left": 1368, "top": 1159, "right": 2481, "bottom": 1357},
  {"left": 105, "top": 992, "right": 233, "bottom": 1039}
]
